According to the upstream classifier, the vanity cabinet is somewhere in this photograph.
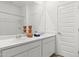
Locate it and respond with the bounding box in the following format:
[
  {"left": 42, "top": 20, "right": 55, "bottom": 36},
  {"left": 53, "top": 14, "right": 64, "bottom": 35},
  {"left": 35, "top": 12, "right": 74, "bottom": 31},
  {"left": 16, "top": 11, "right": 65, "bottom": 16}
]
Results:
[
  {"left": 28, "top": 46, "right": 41, "bottom": 57},
  {"left": 0, "top": 35, "right": 55, "bottom": 57},
  {"left": 14, "top": 51, "right": 28, "bottom": 57},
  {"left": 14, "top": 46, "right": 41, "bottom": 57},
  {"left": 2, "top": 40, "right": 41, "bottom": 57},
  {"left": 42, "top": 36, "right": 55, "bottom": 57}
]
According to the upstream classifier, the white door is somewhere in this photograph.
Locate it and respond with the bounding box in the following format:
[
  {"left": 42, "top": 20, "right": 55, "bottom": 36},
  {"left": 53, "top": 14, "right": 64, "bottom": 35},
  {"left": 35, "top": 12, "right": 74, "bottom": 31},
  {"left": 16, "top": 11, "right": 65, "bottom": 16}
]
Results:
[{"left": 57, "top": 2, "right": 79, "bottom": 57}]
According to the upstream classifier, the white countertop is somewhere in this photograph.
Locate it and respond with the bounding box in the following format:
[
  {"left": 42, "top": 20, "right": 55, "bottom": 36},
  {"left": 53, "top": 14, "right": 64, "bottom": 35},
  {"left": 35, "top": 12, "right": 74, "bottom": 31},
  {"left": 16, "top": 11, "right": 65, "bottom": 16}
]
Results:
[{"left": 0, "top": 33, "right": 56, "bottom": 50}]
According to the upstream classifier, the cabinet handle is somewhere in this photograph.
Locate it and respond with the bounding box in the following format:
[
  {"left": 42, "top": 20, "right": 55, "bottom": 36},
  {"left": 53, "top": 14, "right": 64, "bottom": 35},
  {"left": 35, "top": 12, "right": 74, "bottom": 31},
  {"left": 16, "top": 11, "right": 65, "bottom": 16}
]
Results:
[
  {"left": 58, "top": 32, "right": 62, "bottom": 35},
  {"left": 78, "top": 28, "right": 79, "bottom": 32}
]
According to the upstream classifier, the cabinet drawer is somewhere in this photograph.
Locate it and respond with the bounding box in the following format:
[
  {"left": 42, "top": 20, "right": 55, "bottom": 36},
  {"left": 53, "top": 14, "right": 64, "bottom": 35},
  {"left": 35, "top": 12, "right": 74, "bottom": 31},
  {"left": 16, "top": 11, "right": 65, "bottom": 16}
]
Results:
[
  {"left": 2, "top": 40, "right": 41, "bottom": 57},
  {"left": 43, "top": 36, "right": 55, "bottom": 43},
  {"left": 27, "top": 40, "right": 41, "bottom": 49}
]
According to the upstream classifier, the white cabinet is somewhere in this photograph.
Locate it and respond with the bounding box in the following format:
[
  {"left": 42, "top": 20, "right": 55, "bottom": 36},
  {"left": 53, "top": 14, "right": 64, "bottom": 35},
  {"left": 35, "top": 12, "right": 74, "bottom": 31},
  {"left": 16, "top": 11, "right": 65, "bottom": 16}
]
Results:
[
  {"left": 1, "top": 35, "right": 55, "bottom": 57},
  {"left": 2, "top": 44, "right": 29, "bottom": 57},
  {"left": 2, "top": 40, "right": 41, "bottom": 57},
  {"left": 42, "top": 36, "right": 55, "bottom": 57},
  {"left": 14, "top": 45, "right": 41, "bottom": 57},
  {"left": 28, "top": 46, "right": 41, "bottom": 57},
  {"left": 14, "top": 51, "right": 28, "bottom": 57}
]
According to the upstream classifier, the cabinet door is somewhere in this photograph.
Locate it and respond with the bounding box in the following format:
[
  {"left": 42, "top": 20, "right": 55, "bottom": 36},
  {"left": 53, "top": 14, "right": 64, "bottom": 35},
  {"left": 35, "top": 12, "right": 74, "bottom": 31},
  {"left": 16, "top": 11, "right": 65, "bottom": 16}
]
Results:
[
  {"left": 14, "top": 51, "right": 28, "bottom": 57},
  {"left": 43, "top": 41, "right": 55, "bottom": 57},
  {"left": 28, "top": 45, "right": 41, "bottom": 57},
  {"left": 42, "top": 37, "right": 55, "bottom": 57}
]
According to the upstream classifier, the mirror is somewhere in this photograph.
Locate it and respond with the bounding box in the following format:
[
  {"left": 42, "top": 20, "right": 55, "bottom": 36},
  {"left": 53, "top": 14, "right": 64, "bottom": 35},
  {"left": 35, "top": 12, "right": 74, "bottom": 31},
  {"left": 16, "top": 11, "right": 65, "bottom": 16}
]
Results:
[
  {"left": 27, "top": 1, "right": 46, "bottom": 34},
  {"left": 0, "top": 1, "right": 24, "bottom": 35},
  {"left": 0, "top": 1, "right": 46, "bottom": 35},
  {"left": 0, "top": 1, "right": 57, "bottom": 36}
]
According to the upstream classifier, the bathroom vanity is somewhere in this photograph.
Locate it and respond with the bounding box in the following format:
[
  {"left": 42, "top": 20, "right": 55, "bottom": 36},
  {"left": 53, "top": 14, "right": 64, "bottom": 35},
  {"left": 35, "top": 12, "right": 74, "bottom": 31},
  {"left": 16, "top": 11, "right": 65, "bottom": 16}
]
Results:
[{"left": 0, "top": 33, "right": 56, "bottom": 57}]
